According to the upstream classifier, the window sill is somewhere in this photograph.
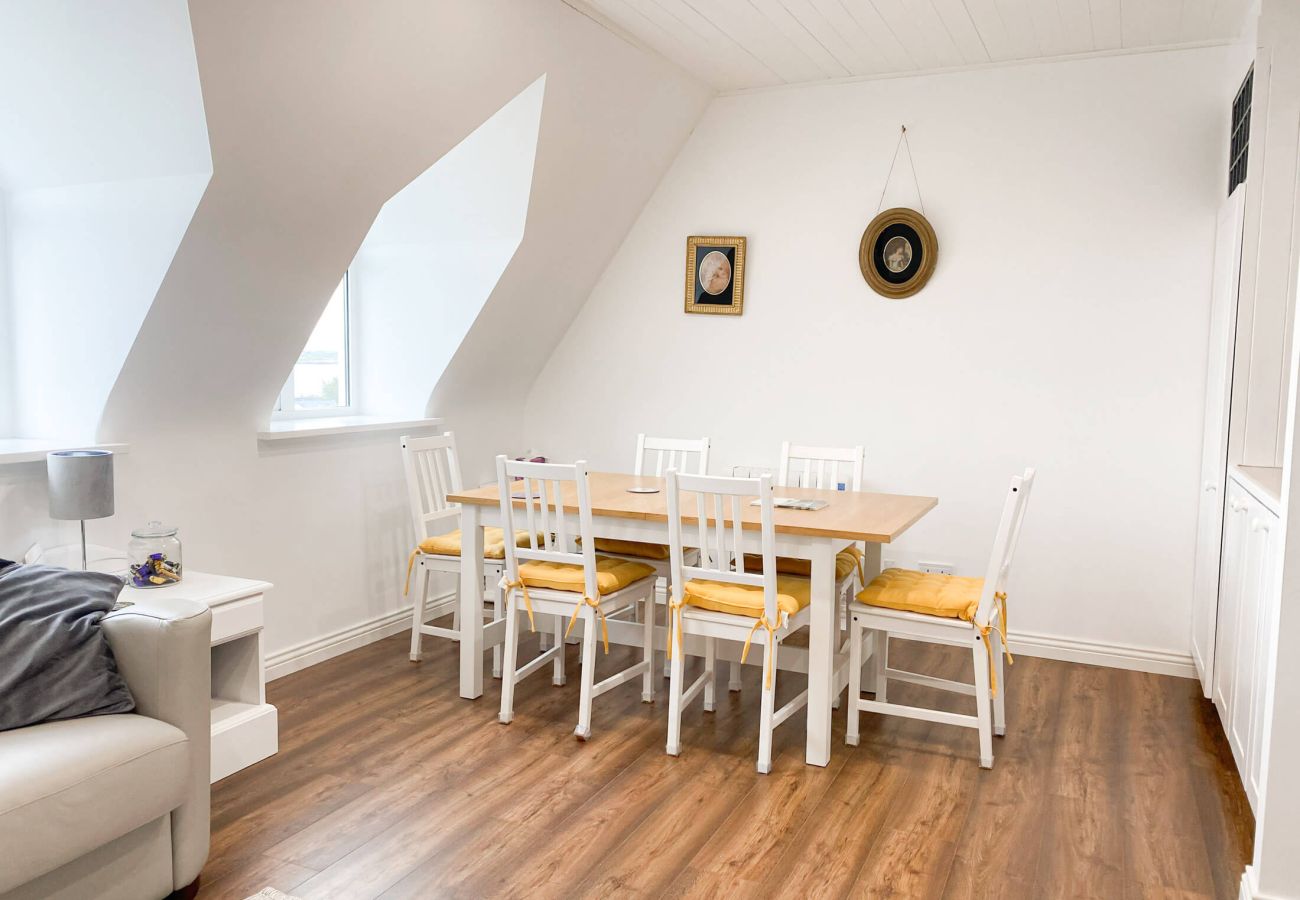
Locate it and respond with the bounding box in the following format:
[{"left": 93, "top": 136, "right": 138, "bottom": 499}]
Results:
[
  {"left": 0, "top": 439, "right": 129, "bottom": 466},
  {"left": 256, "top": 415, "right": 443, "bottom": 442}
]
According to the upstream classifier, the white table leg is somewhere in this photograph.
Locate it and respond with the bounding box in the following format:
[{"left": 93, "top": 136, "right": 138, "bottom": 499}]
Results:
[
  {"left": 859, "top": 543, "right": 882, "bottom": 693},
  {"left": 806, "top": 540, "right": 836, "bottom": 767},
  {"left": 459, "top": 504, "right": 485, "bottom": 699}
]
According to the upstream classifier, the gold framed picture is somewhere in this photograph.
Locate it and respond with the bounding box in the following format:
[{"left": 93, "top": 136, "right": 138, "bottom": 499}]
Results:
[
  {"left": 685, "top": 235, "right": 746, "bottom": 316},
  {"left": 859, "top": 208, "right": 938, "bottom": 299}
]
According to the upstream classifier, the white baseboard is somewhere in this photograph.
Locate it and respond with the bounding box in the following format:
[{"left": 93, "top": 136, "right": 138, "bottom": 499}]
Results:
[
  {"left": 1007, "top": 628, "right": 1196, "bottom": 679},
  {"left": 265, "top": 596, "right": 1196, "bottom": 683},
  {"left": 266, "top": 590, "right": 453, "bottom": 681}
]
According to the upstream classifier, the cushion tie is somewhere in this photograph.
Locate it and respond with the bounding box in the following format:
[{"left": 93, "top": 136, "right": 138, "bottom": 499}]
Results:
[
  {"left": 564, "top": 594, "right": 610, "bottom": 654},
  {"left": 501, "top": 577, "right": 537, "bottom": 632},
  {"left": 403, "top": 548, "right": 421, "bottom": 596},
  {"left": 740, "top": 612, "right": 787, "bottom": 689},
  {"left": 666, "top": 596, "right": 686, "bottom": 661},
  {"left": 976, "top": 591, "right": 1013, "bottom": 697}
]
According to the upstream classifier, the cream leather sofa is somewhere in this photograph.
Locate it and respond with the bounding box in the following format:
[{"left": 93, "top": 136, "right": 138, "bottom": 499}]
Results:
[{"left": 0, "top": 597, "right": 212, "bottom": 900}]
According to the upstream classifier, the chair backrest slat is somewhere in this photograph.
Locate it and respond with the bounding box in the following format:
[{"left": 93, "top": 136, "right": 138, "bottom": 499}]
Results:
[
  {"left": 975, "top": 468, "right": 1036, "bottom": 625},
  {"left": 401, "top": 432, "right": 464, "bottom": 542},
  {"left": 497, "top": 456, "right": 598, "bottom": 598},
  {"left": 553, "top": 479, "right": 571, "bottom": 550},
  {"left": 522, "top": 475, "right": 539, "bottom": 549},
  {"left": 667, "top": 470, "right": 778, "bottom": 624},
  {"left": 635, "top": 434, "right": 710, "bottom": 479}
]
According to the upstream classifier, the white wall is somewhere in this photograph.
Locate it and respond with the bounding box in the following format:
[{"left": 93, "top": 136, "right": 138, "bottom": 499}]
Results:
[
  {"left": 351, "top": 77, "right": 544, "bottom": 418},
  {"left": 524, "top": 47, "right": 1231, "bottom": 667}
]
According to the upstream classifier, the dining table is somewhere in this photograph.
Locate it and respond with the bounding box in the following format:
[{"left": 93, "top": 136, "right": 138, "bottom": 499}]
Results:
[{"left": 445, "top": 471, "right": 937, "bottom": 767}]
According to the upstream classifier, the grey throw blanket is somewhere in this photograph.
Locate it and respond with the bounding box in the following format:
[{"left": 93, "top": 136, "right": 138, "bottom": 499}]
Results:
[{"left": 0, "top": 561, "right": 135, "bottom": 731}]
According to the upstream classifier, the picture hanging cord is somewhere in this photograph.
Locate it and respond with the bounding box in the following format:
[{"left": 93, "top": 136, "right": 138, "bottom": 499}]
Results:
[{"left": 876, "top": 124, "right": 925, "bottom": 215}]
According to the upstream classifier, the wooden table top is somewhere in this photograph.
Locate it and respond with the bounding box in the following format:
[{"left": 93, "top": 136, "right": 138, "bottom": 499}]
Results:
[{"left": 447, "top": 471, "right": 937, "bottom": 543}]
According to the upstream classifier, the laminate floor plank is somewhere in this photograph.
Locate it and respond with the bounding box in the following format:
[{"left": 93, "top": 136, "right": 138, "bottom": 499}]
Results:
[{"left": 203, "top": 632, "right": 1253, "bottom": 900}]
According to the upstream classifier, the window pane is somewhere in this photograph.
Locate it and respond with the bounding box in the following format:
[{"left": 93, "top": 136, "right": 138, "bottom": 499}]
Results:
[{"left": 291, "top": 276, "right": 349, "bottom": 410}]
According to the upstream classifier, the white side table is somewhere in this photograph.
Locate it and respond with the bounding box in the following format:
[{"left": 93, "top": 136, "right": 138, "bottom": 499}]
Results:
[{"left": 123, "top": 571, "right": 278, "bottom": 782}]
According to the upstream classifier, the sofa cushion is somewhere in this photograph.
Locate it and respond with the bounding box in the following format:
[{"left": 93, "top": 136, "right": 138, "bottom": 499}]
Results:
[
  {"left": 0, "top": 714, "right": 189, "bottom": 893},
  {"left": 0, "top": 563, "right": 135, "bottom": 732}
]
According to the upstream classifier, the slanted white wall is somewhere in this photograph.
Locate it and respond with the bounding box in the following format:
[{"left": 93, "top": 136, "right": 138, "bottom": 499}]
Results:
[
  {"left": 524, "top": 47, "right": 1231, "bottom": 671},
  {"left": 351, "top": 77, "right": 544, "bottom": 418},
  {"left": 0, "top": 0, "right": 210, "bottom": 440},
  {"left": 7, "top": 174, "right": 209, "bottom": 438},
  {"left": 0, "top": 0, "right": 210, "bottom": 190}
]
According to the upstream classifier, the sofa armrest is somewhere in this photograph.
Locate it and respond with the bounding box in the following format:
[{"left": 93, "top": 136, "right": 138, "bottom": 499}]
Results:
[{"left": 104, "top": 597, "right": 211, "bottom": 892}]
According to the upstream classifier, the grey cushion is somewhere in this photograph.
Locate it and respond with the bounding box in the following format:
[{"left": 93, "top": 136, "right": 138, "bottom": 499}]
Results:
[{"left": 0, "top": 563, "right": 135, "bottom": 732}]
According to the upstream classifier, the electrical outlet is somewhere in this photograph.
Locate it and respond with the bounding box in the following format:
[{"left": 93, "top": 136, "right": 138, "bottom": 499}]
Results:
[
  {"left": 917, "top": 561, "right": 954, "bottom": 575},
  {"left": 882, "top": 558, "right": 897, "bottom": 570}
]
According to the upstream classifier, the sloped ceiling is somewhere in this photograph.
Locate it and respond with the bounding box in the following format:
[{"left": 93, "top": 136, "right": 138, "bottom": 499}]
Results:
[
  {"left": 102, "top": 0, "right": 712, "bottom": 473},
  {"left": 565, "top": 0, "right": 1254, "bottom": 92}
]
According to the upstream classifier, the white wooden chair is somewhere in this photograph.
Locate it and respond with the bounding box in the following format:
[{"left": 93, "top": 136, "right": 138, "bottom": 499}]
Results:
[
  {"left": 845, "top": 468, "right": 1035, "bottom": 768},
  {"left": 721, "top": 441, "right": 869, "bottom": 693},
  {"left": 664, "top": 470, "right": 812, "bottom": 774},
  {"left": 593, "top": 433, "right": 710, "bottom": 563},
  {"left": 403, "top": 432, "right": 516, "bottom": 676},
  {"left": 593, "top": 434, "right": 709, "bottom": 654},
  {"left": 496, "top": 456, "right": 658, "bottom": 740},
  {"left": 779, "top": 441, "right": 868, "bottom": 600}
]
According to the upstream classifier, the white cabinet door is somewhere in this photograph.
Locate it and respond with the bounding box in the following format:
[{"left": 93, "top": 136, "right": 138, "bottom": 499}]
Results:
[
  {"left": 1214, "top": 475, "right": 1280, "bottom": 814},
  {"left": 1213, "top": 482, "right": 1250, "bottom": 724},
  {"left": 1192, "top": 188, "right": 1247, "bottom": 696},
  {"left": 1228, "top": 498, "right": 1265, "bottom": 780},
  {"left": 1246, "top": 507, "right": 1279, "bottom": 809}
]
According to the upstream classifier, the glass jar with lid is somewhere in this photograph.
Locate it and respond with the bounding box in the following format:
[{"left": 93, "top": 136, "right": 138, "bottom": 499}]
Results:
[{"left": 128, "top": 521, "right": 183, "bottom": 588}]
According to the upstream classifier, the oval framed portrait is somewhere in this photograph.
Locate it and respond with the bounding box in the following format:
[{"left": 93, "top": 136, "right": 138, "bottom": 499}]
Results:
[{"left": 859, "top": 207, "right": 938, "bottom": 299}]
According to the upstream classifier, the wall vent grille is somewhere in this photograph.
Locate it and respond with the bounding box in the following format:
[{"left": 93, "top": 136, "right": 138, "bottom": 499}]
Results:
[{"left": 1229, "top": 66, "right": 1253, "bottom": 196}]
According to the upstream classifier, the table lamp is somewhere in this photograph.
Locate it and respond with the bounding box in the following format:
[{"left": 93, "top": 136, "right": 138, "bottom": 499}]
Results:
[{"left": 47, "top": 449, "right": 115, "bottom": 570}]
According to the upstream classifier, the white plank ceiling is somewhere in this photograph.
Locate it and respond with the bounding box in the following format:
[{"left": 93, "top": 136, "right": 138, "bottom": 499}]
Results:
[{"left": 565, "top": 0, "right": 1251, "bottom": 91}]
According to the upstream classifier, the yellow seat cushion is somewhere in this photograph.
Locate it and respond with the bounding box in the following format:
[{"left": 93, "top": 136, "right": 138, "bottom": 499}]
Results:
[
  {"left": 742, "top": 545, "right": 863, "bottom": 581},
  {"left": 856, "top": 568, "right": 984, "bottom": 622},
  {"left": 682, "top": 574, "right": 812, "bottom": 619},
  {"left": 590, "top": 538, "right": 671, "bottom": 561},
  {"left": 517, "top": 555, "right": 656, "bottom": 594},
  {"left": 418, "top": 527, "right": 535, "bottom": 560}
]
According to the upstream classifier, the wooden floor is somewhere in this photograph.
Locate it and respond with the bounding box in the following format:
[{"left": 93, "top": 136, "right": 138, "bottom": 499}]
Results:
[{"left": 203, "top": 626, "right": 1253, "bottom": 900}]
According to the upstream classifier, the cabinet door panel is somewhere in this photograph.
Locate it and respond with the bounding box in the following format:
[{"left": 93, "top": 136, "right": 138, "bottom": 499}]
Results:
[
  {"left": 1247, "top": 509, "right": 1279, "bottom": 808},
  {"left": 1228, "top": 500, "right": 1265, "bottom": 777},
  {"left": 1213, "top": 483, "right": 1250, "bottom": 723}
]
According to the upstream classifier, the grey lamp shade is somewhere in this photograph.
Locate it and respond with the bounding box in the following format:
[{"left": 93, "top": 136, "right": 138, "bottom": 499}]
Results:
[{"left": 47, "top": 450, "right": 115, "bottom": 520}]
